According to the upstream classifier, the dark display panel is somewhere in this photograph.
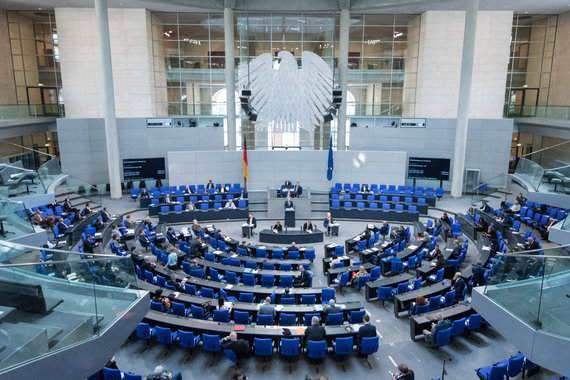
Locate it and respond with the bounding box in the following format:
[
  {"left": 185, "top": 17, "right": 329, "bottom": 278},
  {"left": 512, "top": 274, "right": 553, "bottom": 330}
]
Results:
[
  {"left": 408, "top": 157, "right": 450, "bottom": 180},
  {"left": 123, "top": 158, "right": 166, "bottom": 180}
]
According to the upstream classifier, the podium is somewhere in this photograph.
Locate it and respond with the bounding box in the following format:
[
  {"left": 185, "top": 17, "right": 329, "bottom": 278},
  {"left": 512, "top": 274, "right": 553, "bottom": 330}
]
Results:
[
  {"left": 285, "top": 209, "right": 295, "bottom": 228},
  {"left": 241, "top": 224, "right": 254, "bottom": 238}
]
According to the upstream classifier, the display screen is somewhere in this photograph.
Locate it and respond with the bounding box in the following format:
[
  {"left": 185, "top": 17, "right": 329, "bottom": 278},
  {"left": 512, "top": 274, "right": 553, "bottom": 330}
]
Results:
[
  {"left": 408, "top": 157, "right": 450, "bottom": 180},
  {"left": 123, "top": 158, "right": 166, "bottom": 180}
]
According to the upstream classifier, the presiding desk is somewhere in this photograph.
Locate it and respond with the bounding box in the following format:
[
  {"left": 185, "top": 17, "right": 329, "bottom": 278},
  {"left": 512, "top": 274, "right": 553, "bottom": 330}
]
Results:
[
  {"left": 409, "top": 302, "right": 474, "bottom": 341},
  {"left": 158, "top": 208, "right": 249, "bottom": 223},
  {"left": 144, "top": 310, "right": 360, "bottom": 345},
  {"left": 259, "top": 229, "right": 324, "bottom": 244},
  {"left": 365, "top": 273, "right": 414, "bottom": 301},
  {"left": 392, "top": 282, "right": 451, "bottom": 317}
]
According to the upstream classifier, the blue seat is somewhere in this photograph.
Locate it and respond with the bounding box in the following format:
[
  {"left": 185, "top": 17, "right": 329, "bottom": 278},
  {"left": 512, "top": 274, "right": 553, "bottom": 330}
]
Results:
[
  {"left": 281, "top": 297, "right": 295, "bottom": 304},
  {"left": 254, "top": 338, "right": 273, "bottom": 358},
  {"left": 427, "top": 268, "right": 444, "bottom": 283},
  {"left": 238, "top": 247, "right": 248, "bottom": 256},
  {"left": 245, "top": 261, "right": 257, "bottom": 269},
  {"left": 414, "top": 304, "right": 430, "bottom": 315},
  {"left": 177, "top": 329, "right": 200, "bottom": 351},
  {"left": 506, "top": 352, "right": 525, "bottom": 378},
  {"left": 257, "top": 314, "right": 273, "bottom": 326},
  {"left": 239, "top": 292, "right": 254, "bottom": 303},
  {"left": 287, "top": 250, "right": 299, "bottom": 260},
  {"left": 321, "top": 288, "right": 335, "bottom": 303},
  {"left": 150, "top": 300, "right": 163, "bottom": 312},
  {"left": 356, "top": 275, "right": 370, "bottom": 290},
  {"left": 333, "top": 271, "right": 350, "bottom": 293},
  {"left": 465, "top": 313, "right": 482, "bottom": 331},
  {"left": 232, "top": 311, "right": 251, "bottom": 325},
  {"left": 280, "top": 275, "right": 293, "bottom": 288},
  {"left": 261, "top": 274, "right": 274, "bottom": 287},
  {"left": 377, "top": 286, "right": 392, "bottom": 305},
  {"left": 213, "top": 309, "right": 230, "bottom": 323},
  {"left": 408, "top": 278, "right": 422, "bottom": 291},
  {"left": 272, "top": 249, "right": 284, "bottom": 260},
  {"left": 428, "top": 296, "right": 440, "bottom": 311},
  {"left": 184, "top": 284, "right": 196, "bottom": 295},
  {"left": 451, "top": 223, "right": 462, "bottom": 237},
  {"left": 349, "top": 310, "right": 365, "bottom": 324},
  {"left": 171, "top": 302, "right": 189, "bottom": 317},
  {"left": 243, "top": 273, "right": 256, "bottom": 286},
  {"left": 360, "top": 336, "right": 379, "bottom": 359},
  {"left": 135, "top": 323, "right": 154, "bottom": 342},
  {"left": 123, "top": 373, "right": 143, "bottom": 380},
  {"left": 450, "top": 317, "right": 466, "bottom": 338},
  {"left": 280, "top": 313, "right": 297, "bottom": 326},
  {"left": 155, "top": 326, "right": 177, "bottom": 346},
  {"left": 434, "top": 327, "right": 451, "bottom": 349},
  {"left": 209, "top": 268, "right": 224, "bottom": 282},
  {"left": 441, "top": 290, "right": 456, "bottom": 307},
  {"left": 279, "top": 263, "right": 291, "bottom": 271},
  {"left": 307, "top": 340, "right": 327, "bottom": 360},
  {"left": 369, "top": 267, "right": 381, "bottom": 281},
  {"left": 191, "top": 304, "right": 209, "bottom": 319},
  {"left": 392, "top": 282, "right": 409, "bottom": 295},
  {"left": 304, "top": 249, "right": 315, "bottom": 261},
  {"left": 391, "top": 260, "right": 404, "bottom": 274},
  {"left": 333, "top": 337, "right": 353, "bottom": 366},
  {"left": 326, "top": 312, "right": 343, "bottom": 325},
  {"left": 226, "top": 271, "right": 239, "bottom": 284},
  {"left": 203, "top": 334, "right": 221, "bottom": 354},
  {"left": 224, "top": 349, "right": 238, "bottom": 365},
  {"left": 200, "top": 287, "right": 217, "bottom": 299},
  {"left": 301, "top": 294, "right": 316, "bottom": 305},
  {"left": 256, "top": 248, "right": 267, "bottom": 258},
  {"left": 281, "top": 338, "right": 300, "bottom": 359},
  {"left": 103, "top": 368, "right": 122, "bottom": 380},
  {"left": 475, "top": 361, "right": 508, "bottom": 380}
]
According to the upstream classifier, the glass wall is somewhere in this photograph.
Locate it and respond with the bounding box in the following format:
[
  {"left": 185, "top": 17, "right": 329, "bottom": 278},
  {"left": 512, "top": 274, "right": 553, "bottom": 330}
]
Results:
[
  {"left": 150, "top": 12, "right": 419, "bottom": 150},
  {"left": 505, "top": 14, "right": 557, "bottom": 118},
  {"left": 7, "top": 11, "right": 63, "bottom": 117}
]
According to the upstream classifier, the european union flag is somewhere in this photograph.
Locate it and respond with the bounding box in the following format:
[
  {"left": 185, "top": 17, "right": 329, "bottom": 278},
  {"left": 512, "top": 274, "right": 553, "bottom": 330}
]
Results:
[{"left": 327, "top": 136, "right": 334, "bottom": 181}]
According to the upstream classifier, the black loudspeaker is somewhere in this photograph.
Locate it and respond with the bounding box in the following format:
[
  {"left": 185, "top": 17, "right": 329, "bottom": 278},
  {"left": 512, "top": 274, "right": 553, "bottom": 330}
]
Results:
[
  {"left": 249, "top": 113, "right": 258, "bottom": 121},
  {"left": 350, "top": 122, "right": 357, "bottom": 128},
  {"left": 324, "top": 113, "right": 334, "bottom": 122},
  {"left": 242, "top": 89, "right": 252, "bottom": 96},
  {"left": 332, "top": 88, "right": 342, "bottom": 97}
]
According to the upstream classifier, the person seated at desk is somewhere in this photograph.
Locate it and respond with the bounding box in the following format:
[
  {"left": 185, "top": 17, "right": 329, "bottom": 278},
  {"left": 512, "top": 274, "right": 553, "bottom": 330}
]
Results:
[
  {"left": 166, "top": 273, "right": 185, "bottom": 292},
  {"left": 284, "top": 196, "right": 294, "bottom": 209},
  {"left": 224, "top": 199, "right": 236, "bottom": 209},
  {"left": 239, "top": 190, "right": 246, "bottom": 200},
  {"left": 484, "top": 225, "right": 497, "bottom": 240},
  {"left": 56, "top": 217, "right": 69, "bottom": 234},
  {"left": 152, "top": 289, "right": 171, "bottom": 312},
  {"left": 449, "top": 239, "right": 462, "bottom": 259},
  {"left": 259, "top": 297, "right": 275, "bottom": 318},
  {"left": 32, "top": 210, "right": 53, "bottom": 229},
  {"left": 143, "top": 216, "right": 154, "bottom": 231},
  {"left": 451, "top": 272, "right": 466, "bottom": 300},
  {"left": 497, "top": 211, "right": 513, "bottom": 227},
  {"left": 217, "top": 297, "right": 233, "bottom": 312},
  {"left": 148, "top": 365, "right": 181, "bottom": 380},
  {"left": 479, "top": 200, "right": 491, "bottom": 213},
  {"left": 360, "top": 183, "right": 370, "bottom": 192},
  {"left": 409, "top": 295, "right": 428, "bottom": 315},
  {"left": 82, "top": 202, "right": 92, "bottom": 216},
  {"left": 190, "top": 237, "right": 206, "bottom": 256},
  {"left": 466, "top": 207, "right": 475, "bottom": 219},
  {"left": 213, "top": 229, "right": 223, "bottom": 242},
  {"left": 329, "top": 254, "right": 342, "bottom": 269},
  {"left": 138, "top": 230, "right": 151, "bottom": 248},
  {"left": 323, "top": 212, "right": 334, "bottom": 235},
  {"left": 221, "top": 332, "right": 250, "bottom": 360},
  {"left": 84, "top": 234, "right": 98, "bottom": 253},
  {"left": 217, "top": 185, "right": 227, "bottom": 193},
  {"left": 111, "top": 225, "right": 122, "bottom": 241},
  {"left": 323, "top": 299, "right": 341, "bottom": 323},
  {"left": 508, "top": 200, "right": 521, "bottom": 214},
  {"left": 183, "top": 185, "right": 194, "bottom": 194},
  {"left": 378, "top": 220, "right": 389, "bottom": 238},
  {"left": 166, "top": 227, "right": 178, "bottom": 245},
  {"left": 140, "top": 256, "right": 156, "bottom": 273},
  {"left": 293, "top": 264, "right": 310, "bottom": 288},
  {"left": 304, "top": 316, "right": 326, "bottom": 348},
  {"left": 539, "top": 217, "right": 556, "bottom": 240},
  {"left": 471, "top": 261, "right": 486, "bottom": 287},
  {"left": 166, "top": 247, "right": 179, "bottom": 270},
  {"left": 474, "top": 216, "right": 488, "bottom": 232},
  {"left": 187, "top": 201, "right": 196, "bottom": 211},
  {"left": 238, "top": 240, "right": 249, "bottom": 253},
  {"left": 101, "top": 207, "right": 112, "bottom": 223},
  {"left": 288, "top": 241, "right": 299, "bottom": 255},
  {"left": 426, "top": 219, "right": 441, "bottom": 234},
  {"left": 284, "top": 178, "right": 292, "bottom": 187},
  {"left": 303, "top": 220, "right": 314, "bottom": 233},
  {"left": 63, "top": 197, "right": 78, "bottom": 214},
  {"left": 272, "top": 221, "right": 283, "bottom": 233},
  {"left": 423, "top": 313, "right": 451, "bottom": 347},
  {"left": 350, "top": 265, "right": 368, "bottom": 286},
  {"left": 429, "top": 249, "right": 445, "bottom": 269},
  {"left": 440, "top": 212, "right": 451, "bottom": 225},
  {"left": 521, "top": 236, "right": 539, "bottom": 251},
  {"left": 427, "top": 244, "right": 441, "bottom": 260},
  {"left": 390, "top": 226, "right": 405, "bottom": 243},
  {"left": 140, "top": 189, "right": 149, "bottom": 198},
  {"left": 206, "top": 180, "right": 215, "bottom": 190},
  {"left": 293, "top": 181, "right": 303, "bottom": 197},
  {"left": 357, "top": 314, "right": 377, "bottom": 347},
  {"left": 516, "top": 192, "right": 526, "bottom": 205},
  {"left": 164, "top": 194, "right": 173, "bottom": 203}
]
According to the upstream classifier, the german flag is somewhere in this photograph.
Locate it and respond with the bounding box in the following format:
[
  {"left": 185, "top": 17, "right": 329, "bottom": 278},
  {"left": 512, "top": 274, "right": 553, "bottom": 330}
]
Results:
[{"left": 242, "top": 139, "right": 249, "bottom": 182}]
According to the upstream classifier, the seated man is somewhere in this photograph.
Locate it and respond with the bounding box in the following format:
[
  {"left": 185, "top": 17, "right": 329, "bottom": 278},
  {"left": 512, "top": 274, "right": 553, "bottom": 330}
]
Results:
[
  {"left": 357, "top": 314, "right": 377, "bottom": 347},
  {"left": 303, "top": 220, "right": 314, "bottom": 232},
  {"left": 187, "top": 201, "right": 196, "bottom": 211},
  {"left": 190, "top": 237, "right": 206, "bottom": 256},
  {"left": 284, "top": 196, "right": 294, "bottom": 209},
  {"left": 440, "top": 212, "right": 451, "bottom": 225},
  {"left": 293, "top": 181, "right": 303, "bottom": 197},
  {"left": 471, "top": 261, "right": 486, "bottom": 287},
  {"left": 304, "top": 316, "right": 326, "bottom": 348},
  {"left": 101, "top": 207, "right": 112, "bottom": 222},
  {"left": 56, "top": 217, "right": 69, "bottom": 234},
  {"left": 166, "top": 227, "right": 178, "bottom": 245},
  {"left": 213, "top": 229, "right": 223, "bottom": 242},
  {"left": 138, "top": 230, "right": 151, "bottom": 248},
  {"left": 147, "top": 365, "right": 181, "bottom": 380},
  {"left": 206, "top": 180, "right": 215, "bottom": 190},
  {"left": 322, "top": 300, "right": 341, "bottom": 323},
  {"left": 539, "top": 217, "right": 556, "bottom": 240},
  {"left": 360, "top": 184, "right": 369, "bottom": 192},
  {"left": 258, "top": 297, "right": 275, "bottom": 318},
  {"left": 272, "top": 221, "right": 283, "bottom": 232},
  {"left": 429, "top": 249, "right": 445, "bottom": 269},
  {"left": 183, "top": 185, "right": 194, "bottom": 194},
  {"left": 224, "top": 199, "right": 236, "bottom": 209},
  {"left": 288, "top": 241, "right": 299, "bottom": 255},
  {"left": 221, "top": 332, "right": 250, "bottom": 360},
  {"left": 284, "top": 178, "right": 292, "bottom": 187},
  {"left": 82, "top": 202, "right": 92, "bottom": 216},
  {"left": 422, "top": 313, "right": 451, "bottom": 347},
  {"left": 451, "top": 272, "right": 466, "bottom": 300},
  {"left": 378, "top": 221, "right": 389, "bottom": 238},
  {"left": 479, "top": 200, "right": 491, "bottom": 212},
  {"left": 293, "top": 265, "right": 310, "bottom": 288},
  {"left": 427, "top": 244, "right": 441, "bottom": 260},
  {"left": 84, "top": 234, "right": 98, "bottom": 253},
  {"left": 523, "top": 236, "right": 539, "bottom": 251},
  {"left": 143, "top": 216, "right": 154, "bottom": 231},
  {"left": 449, "top": 239, "right": 462, "bottom": 260}
]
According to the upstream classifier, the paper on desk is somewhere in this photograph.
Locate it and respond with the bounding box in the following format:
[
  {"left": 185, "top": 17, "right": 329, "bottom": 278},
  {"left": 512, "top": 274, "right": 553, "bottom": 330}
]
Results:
[
  {"left": 338, "top": 304, "right": 346, "bottom": 309},
  {"left": 408, "top": 245, "right": 417, "bottom": 249},
  {"left": 296, "top": 328, "right": 306, "bottom": 335},
  {"left": 482, "top": 246, "right": 491, "bottom": 251},
  {"left": 275, "top": 305, "right": 284, "bottom": 311},
  {"left": 225, "top": 284, "right": 234, "bottom": 289}
]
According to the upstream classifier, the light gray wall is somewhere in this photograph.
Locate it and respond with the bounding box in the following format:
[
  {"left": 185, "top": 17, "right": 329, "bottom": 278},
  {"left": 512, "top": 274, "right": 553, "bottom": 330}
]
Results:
[
  {"left": 350, "top": 118, "right": 513, "bottom": 190},
  {"left": 57, "top": 118, "right": 224, "bottom": 184},
  {"left": 167, "top": 150, "right": 407, "bottom": 191}
]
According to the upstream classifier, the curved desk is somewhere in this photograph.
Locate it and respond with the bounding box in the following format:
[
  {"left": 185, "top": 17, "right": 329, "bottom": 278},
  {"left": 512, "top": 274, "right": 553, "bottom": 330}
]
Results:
[{"left": 259, "top": 229, "right": 324, "bottom": 244}]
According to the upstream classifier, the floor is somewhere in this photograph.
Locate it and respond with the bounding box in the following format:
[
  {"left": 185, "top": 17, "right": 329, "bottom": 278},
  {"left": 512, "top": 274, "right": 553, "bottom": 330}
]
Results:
[{"left": 104, "top": 182, "right": 562, "bottom": 379}]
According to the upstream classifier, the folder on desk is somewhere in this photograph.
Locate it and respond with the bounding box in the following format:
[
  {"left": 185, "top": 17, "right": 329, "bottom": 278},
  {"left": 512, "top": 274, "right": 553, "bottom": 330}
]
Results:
[
  {"left": 296, "top": 328, "right": 305, "bottom": 335},
  {"left": 234, "top": 325, "right": 245, "bottom": 331}
]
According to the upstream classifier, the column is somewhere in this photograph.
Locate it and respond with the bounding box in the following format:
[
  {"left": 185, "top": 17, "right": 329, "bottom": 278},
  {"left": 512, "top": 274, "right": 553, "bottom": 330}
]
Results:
[
  {"left": 451, "top": 0, "right": 479, "bottom": 198},
  {"left": 224, "top": 7, "right": 237, "bottom": 150},
  {"left": 95, "top": 0, "right": 121, "bottom": 199},
  {"left": 337, "top": 8, "right": 349, "bottom": 150}
]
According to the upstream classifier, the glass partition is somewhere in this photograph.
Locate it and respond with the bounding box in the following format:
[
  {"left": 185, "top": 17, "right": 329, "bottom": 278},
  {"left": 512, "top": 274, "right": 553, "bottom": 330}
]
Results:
[
  {"left": 0, "top": 163, "right": 47, "bottom": 198},
  {"left": 57, "top": 175, "right": 102, "bottom": 208},
  {"left": 470, "top": 172, "right": 508, "bottom": 204},
  {"left": 0, "top": 104, "right": 64, "bottom": 120},
  {"left": 0, "top": 200, "right": 35, "bottom": 240},
  {"left": 483, "top": 244, "right": 570, "bottom": 338},
  {"left": 36, "top": 158, "right": 63, "bottom": 191},
  {"left": 0, "top": 239, "right": 142, "bottom": 372},
  {"left": 514, "top": 157, "right": 546, "bottom": 191}
]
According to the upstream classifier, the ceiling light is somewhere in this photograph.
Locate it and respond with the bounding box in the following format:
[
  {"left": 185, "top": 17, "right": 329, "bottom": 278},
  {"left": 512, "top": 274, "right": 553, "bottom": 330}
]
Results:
[{"left": 393, "top": 31, "right": 403, "bottom": 38}]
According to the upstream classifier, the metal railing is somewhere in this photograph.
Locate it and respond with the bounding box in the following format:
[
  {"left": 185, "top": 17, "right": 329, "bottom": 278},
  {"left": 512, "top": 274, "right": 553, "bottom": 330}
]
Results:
[{"left": 483, "top": 244, "right": 570, "bottom": 338}]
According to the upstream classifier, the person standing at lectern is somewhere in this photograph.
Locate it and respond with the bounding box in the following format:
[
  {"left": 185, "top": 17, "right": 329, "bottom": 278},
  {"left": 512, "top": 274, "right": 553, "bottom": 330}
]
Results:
[
  {"left": 284, "top": 178, "right": 292, "bottom": 187},
  {"left": 323, "top": 212, "right": 334, "bottom": 235},
  {"left": 294, "top": 182, "right": 303, "bottom": 197},
  {"left": 246, "top": 213, "right": 257, "bottom": 228},
  {"left": 284, "top": 196, "right": 294, "bottom": 209},
  {"left": 303, "top": 220, "right": 314, "bottom": 232}
]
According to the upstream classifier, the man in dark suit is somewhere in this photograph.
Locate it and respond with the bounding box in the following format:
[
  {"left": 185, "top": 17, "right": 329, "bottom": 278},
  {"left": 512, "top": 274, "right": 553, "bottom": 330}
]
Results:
[
  {"left": 246, "top": 213, "right": 257, "bottom": 229},
  {"left": 166, "top": 227, "right": 178, "bottom": 245},
  {"left": 423, "top": 313, "right": 451, "bottom": 347},
  {"left": 293, "top": 264, "right": 310, "bottom": 288},
  {"left": 101, "top": 207, "right": 112, "bottom": 222},
  {"left": 360, "top": 184, "right": 369, "bottom": 192},
  {"left": 303, "top": 220, "right": 314, "bottom": 232},
  {"left": 213, "top": 229, "right": 223, "bottom": 242},
  {"left": 143, "top": 217, "right": 154, "bottom": 231},
  {"left": 378, "top": 221, "right": 389, "bottom": 238},
  {"left": 288, "top": 241, "right": 299, "bottom": 254},
  {"left": 322, "top": 299, "right": 341, "bottom": 323},
  {"left": 56, "top": 217, "right": 69, "bottom": 234},
  {"left": 221, "top": 332, "right": 250, "bottom": 360},
  {"left": 392, "top": 364, "right": 415, "bottom": 380},
  {"left": 449, "top": 239, "right": 462, "bottom": 259},
  {"left": 474, "top": 216, "right": 488, "bottom": 232},
  {"left": 293, "top": 182, "right": 302, "bottom": 197},
  {"left": 479, "top": 200, "right": 491, "bottom": 213},
  {"left": 471, "top": 261, "right": 486, "bottom": 287},
  {"left": 357, "top": 314, "right": 377, "bottom": 346},
  {"left": 284, "top": 197, "right": 294, "bottom": 209},
  {"left": 84, "top": 234, "right": 98, "bottom": 253},
  {"left": 206, "top": 180, "right": 215, "bottom": 190},
  {"left": 284, "top": 178, "right": 292, "bottom": 187},
  {"left": 190, "top": 237, "right": 206, "bottom": 256},
  {"left": 451, "top": 272, "right": 466, "bottom": 300},
  {"left": 524, "top": 236, "right": 539, "bottom": 251},
  {"left": 427, "top": 244, "right": 441, "bottom": 260},
  {"left": 138, "top": 230, "right": 151, "bottom": 248},
  {"left": 63, "top": 197, "right": 77, "bottom": 214},
  {"left": 304, "top": 316, "right": 326, "bottom": 348},
  {"left": 539, "top": 217, "right": 556, "bottom": 240}
]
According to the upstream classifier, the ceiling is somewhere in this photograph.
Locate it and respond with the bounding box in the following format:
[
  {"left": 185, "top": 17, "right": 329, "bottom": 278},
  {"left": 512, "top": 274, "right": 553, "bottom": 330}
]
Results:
[{"left": 1, "top": 0, "right": 569, "bottom": 14}]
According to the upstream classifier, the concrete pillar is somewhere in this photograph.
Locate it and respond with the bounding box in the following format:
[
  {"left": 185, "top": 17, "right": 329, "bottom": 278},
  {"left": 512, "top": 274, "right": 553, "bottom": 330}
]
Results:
[
  {"left": 451, "top": 0, "right": 479, "bottom": 198},
  {"left": 95, "top": 0, "right": 121, "bottom": 199},
  {"left": 337, "top": 8, "right": 349, "bottom": 150},
  {"left": 224, "top": 7, "right": 236, "bottom": 150}
]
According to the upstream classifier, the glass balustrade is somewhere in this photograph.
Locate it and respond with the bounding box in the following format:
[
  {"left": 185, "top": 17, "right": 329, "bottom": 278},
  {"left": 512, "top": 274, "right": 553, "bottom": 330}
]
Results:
[
  {"left": 0, "top": 104, "right": 64, "bottom": 120},
  {"left": 0, "top": 164, "right": 47, "bottom": 198},
  {"left": 0, "top": 200, "right": 35, "bottom": 240},
  {"left": 36, "top": 158, "right": 64, "bottom": 191},
  {"left": 483, "top": 244, "right": 570, "bottom": 338},
  {"left": 514, "top": 157, "right": 570, "bottom": 194},
  {"left": 0, "top": 239, "right": 143, "bottom": 372}
]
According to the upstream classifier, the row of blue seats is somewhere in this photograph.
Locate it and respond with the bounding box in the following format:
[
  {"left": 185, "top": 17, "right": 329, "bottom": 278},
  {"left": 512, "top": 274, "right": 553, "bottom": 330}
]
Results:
[
  {"left": 331, "top": 183, "right": 443, "bottom": 196},
  {"left": 131, "top": 184, "right": 245, "bottom": 198},
  {"left": 331, "top": 201, "right": 420, "bottom": 211},
  {"left": 332, "top": 194, "right": 429, "bottom": 203},
  {"left": 519, "top": 200, "right": 568, "bottom": 221},
  {"left": 474, "top": 352, "right": 542, "bottom": 380},
  {"left": 157, "top": 200, "right": 247, "bottom": 212},
  {"left": 135, "top": 323, "right": 380, "bottom": 365},
  {"left": 430, "top": 314, "right": 485, "bottom": 351}
]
